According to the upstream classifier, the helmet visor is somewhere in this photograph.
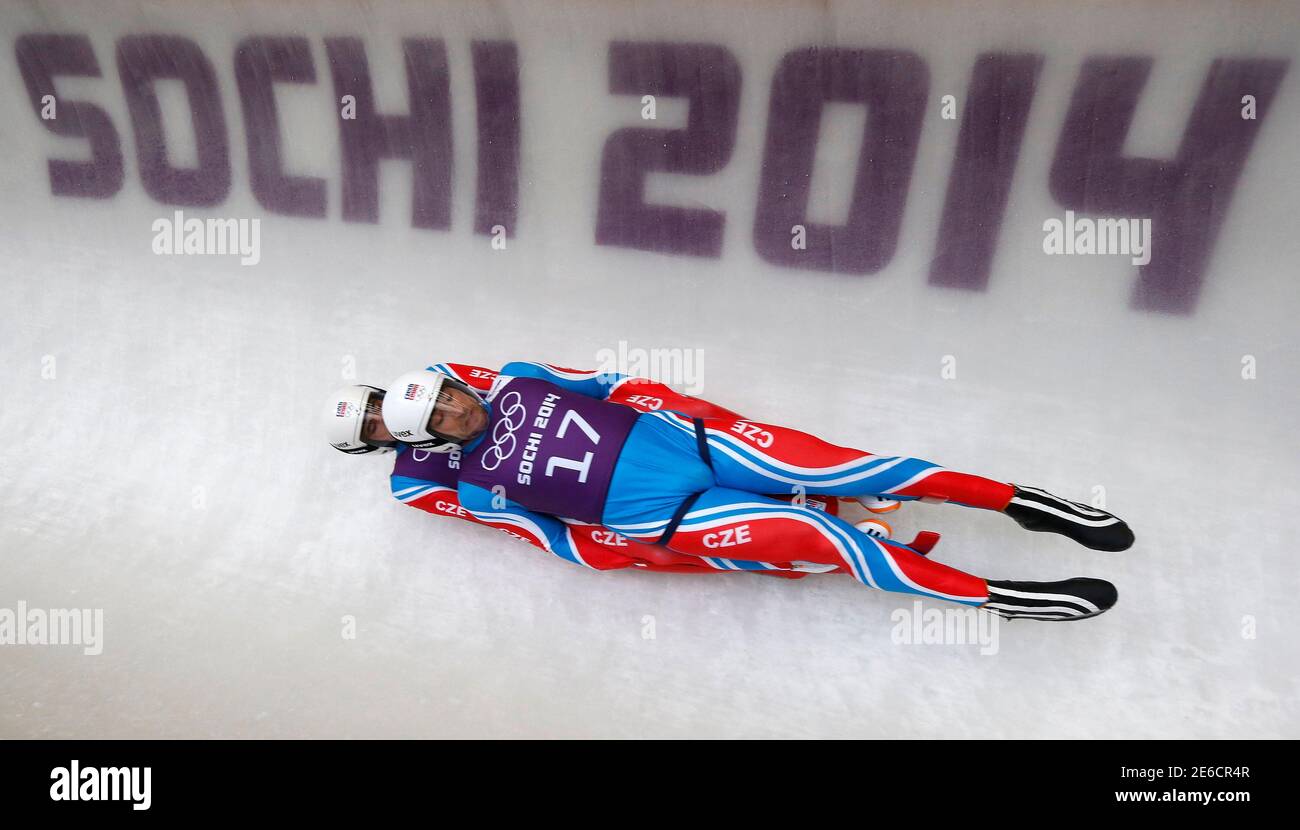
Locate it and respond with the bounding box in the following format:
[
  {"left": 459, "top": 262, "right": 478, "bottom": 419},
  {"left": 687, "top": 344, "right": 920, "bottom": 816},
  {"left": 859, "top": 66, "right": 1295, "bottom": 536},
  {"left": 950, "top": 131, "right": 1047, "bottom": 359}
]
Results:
[
  {"left": 359, "top": 388, "right": 397, "bottom": 449},
  {"left": 426, "top": 379, "right": 489, "bottom": 445}
]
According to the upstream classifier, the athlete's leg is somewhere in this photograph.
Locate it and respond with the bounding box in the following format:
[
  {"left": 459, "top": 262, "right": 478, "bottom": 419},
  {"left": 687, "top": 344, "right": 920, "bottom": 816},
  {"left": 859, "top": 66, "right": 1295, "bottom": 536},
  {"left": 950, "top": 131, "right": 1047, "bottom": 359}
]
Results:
[
  {"left": 661, "top": 487, "right": 1119, "bottom": 619},
  {"left": 689, "top": 413, "right": 1135, "bottom": 550},
  {"left": 662, "top": 488, "right": 991, "bottom": 606},
  {"left": 669, "top": 411, "right": 1014, "bottom": 509}
]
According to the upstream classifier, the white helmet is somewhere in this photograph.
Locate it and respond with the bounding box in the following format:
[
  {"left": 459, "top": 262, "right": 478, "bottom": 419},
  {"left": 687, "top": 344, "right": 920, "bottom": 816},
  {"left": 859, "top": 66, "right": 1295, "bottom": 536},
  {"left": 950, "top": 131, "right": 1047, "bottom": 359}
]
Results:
[
  {"left": 323, "top": 385, "right": 396, "bottom": 455},
  {"left": 382, "top": 369, "right": 489, "bottom": 452}
]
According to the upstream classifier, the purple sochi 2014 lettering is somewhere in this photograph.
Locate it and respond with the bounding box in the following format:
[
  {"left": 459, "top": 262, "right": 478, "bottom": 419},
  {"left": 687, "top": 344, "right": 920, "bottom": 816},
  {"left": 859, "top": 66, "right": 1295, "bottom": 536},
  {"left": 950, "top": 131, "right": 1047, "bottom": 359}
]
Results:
[
  {"left": 324, "top": 37, "right": 453, "bottom": 229},
  {"left": 471, "top": 40, "right": 521, "bottom": 238},
  {"left": 13, "top": 31, "right": 1290, "bottom": 315},
  {"left": 1050, "top": 56, "right": 1288, "bottom": 315},
  {"left": 754, "top": 48, "right": 927, "bottom": 275},
  {"left": 116, "top": 34, "right": 231, "bottom": 206},
  {"left": 16, "top": 33, "right": 124, "bottom": 198},
  {"left": 235, "top": 35, "right": 327, "bottom": 218},
  {"left": 929, "top": 53, "right": 1042, "bottom": 293},
  {"left": 596, "top": 41, "right": 741, "bottom": 257}
]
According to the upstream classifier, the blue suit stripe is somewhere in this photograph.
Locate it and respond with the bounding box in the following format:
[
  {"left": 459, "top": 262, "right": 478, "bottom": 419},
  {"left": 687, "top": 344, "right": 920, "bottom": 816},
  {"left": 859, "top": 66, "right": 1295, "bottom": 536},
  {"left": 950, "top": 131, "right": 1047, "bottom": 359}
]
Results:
[
  {"left": 391, "top": 475, "right": 445, "bottom": 501},
  {"left": 677, "top": 497, "right": 875, "bottom": 587},
  {"left": 500, "top": 361, "right": 625, "bottom": 399},
  {"left": 704, "top": 431, "right": 941, "bottom": 496},
  {"left": 681, "top": 494, "right": 987, "bottom": 603}
]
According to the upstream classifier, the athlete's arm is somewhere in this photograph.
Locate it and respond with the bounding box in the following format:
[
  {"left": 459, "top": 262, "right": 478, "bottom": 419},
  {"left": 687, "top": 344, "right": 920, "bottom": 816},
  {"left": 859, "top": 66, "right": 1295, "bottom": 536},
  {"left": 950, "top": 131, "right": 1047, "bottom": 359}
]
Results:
[
  {"left": 399, "top": 477, "right": 828, "bottom": 576},
  {"left": 426, "top": 362, "right": 500, "bottom": 394},
  {"left": 500, "top": 360, "right": 742, "bottom": 419},
  {"left": 391, "top": 476, "right": 476, "bottom": 519},
  {"left": 499, "top": 361, "right": 619, "bottom": 398},
  {"left": 398, "top": 473, "right": 624, "bottom": 567},
  {"left": 455, "top": 481, "right": 638, "bottom": 570},
  {"left": 604, "top": 377, "right": 743, "bottom": 419}
]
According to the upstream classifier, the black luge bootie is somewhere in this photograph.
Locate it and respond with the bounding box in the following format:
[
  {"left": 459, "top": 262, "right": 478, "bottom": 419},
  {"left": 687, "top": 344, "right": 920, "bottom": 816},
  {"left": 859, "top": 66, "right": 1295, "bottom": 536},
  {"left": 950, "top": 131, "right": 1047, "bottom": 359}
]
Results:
[
  {"left": 1004, "top": 485, "right": 1134, "bottom": 551},
  {"left": 983, "top": 577, "right": 1118, "bottom": 621}
]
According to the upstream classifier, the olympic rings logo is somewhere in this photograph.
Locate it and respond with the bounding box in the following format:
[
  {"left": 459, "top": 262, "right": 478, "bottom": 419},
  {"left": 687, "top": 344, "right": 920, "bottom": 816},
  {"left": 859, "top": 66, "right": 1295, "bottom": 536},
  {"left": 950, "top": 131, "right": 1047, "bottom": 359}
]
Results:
[{"left": 479, "top": 391, "right": 527, "bottom": 471}]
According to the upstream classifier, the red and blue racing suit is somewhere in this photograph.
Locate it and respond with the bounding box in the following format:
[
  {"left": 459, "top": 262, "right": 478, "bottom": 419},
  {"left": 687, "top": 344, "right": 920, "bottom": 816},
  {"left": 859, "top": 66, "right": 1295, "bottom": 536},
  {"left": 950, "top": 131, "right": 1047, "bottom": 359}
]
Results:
[
  {"left": 450, "top": 362, "right": 1017, "bottom": 606},
  {"left": 389, "top": 362, "right": 838, "bottom": 577}
]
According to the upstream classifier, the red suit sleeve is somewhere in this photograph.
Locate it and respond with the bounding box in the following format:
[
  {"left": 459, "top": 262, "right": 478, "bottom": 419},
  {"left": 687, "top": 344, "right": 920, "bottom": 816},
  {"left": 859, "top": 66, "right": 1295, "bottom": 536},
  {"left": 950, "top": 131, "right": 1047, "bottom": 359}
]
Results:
[
  {"left": 604, "top": 378, "right": 744, "bottom": 420},
  {"left": 436, "top": 362, "right": 500, "bottom": 393},
  {"left": 400, "top": 488, "right": 840, "bottom": 575}
]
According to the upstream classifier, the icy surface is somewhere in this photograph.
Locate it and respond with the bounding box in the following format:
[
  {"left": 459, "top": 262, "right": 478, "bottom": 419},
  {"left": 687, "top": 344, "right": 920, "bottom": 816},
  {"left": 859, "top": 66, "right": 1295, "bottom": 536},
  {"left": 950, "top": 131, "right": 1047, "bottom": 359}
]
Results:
[{"left": 1, "top": 0, "right": 1297, "bottom": 737}]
